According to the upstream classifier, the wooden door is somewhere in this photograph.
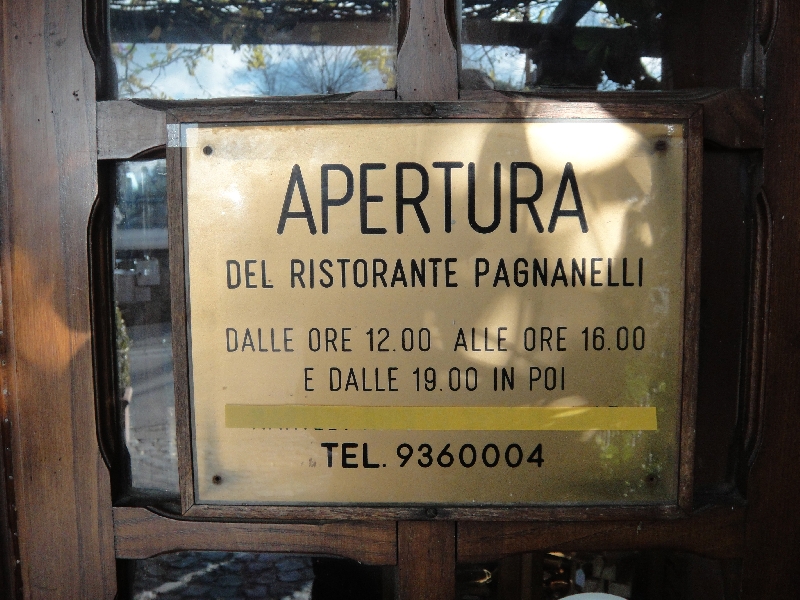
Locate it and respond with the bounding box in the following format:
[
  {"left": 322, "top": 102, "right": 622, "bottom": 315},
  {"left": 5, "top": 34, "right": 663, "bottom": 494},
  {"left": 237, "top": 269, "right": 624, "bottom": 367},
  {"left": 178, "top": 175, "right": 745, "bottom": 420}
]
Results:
[{"left": 0, "top": 0, "right": 798, "bottom": 598}]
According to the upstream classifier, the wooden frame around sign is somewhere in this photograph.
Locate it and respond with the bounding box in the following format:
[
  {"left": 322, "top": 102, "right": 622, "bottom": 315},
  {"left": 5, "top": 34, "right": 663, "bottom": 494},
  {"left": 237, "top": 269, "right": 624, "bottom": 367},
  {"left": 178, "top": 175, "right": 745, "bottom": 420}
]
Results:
[{"left": 166, "top": 100, "right": 702, "bottom": 521}]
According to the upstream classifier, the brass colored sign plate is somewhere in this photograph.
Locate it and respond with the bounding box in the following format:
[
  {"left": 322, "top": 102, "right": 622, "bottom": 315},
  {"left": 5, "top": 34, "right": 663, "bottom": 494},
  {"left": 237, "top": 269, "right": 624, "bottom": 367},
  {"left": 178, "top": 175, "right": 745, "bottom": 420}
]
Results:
[{"left": 179, "top": 119, "right": 692, "bottom": 506}]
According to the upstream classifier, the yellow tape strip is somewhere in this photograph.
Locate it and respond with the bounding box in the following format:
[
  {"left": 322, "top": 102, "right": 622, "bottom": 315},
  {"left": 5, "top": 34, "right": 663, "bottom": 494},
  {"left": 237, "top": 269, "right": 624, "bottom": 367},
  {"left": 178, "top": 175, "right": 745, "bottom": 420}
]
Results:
[{"left": 225, "top": 405, "right": 657, "bottom": 431}]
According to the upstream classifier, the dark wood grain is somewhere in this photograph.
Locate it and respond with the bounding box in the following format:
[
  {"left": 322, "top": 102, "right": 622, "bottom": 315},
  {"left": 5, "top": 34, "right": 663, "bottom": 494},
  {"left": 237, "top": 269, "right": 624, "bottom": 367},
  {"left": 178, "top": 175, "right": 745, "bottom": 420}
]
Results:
[
  {"left": 700, "top": 90, "right": 764, "bottom": 149},
  {"left": 96, "top": 92, "right": 762, "bottom": 160},
  {"left": 741, "top": 190, "right": 770, "bottom": 473},
  {"left": 678, "top": 108, "right": 703, "bottom": 512},
  {"left": 495, "top": 553, "right": 542, "bottom": 600},
  {"left": 180, "top": 503, "right": 690, "bottom": 522},
  {"left": 0, "top": 377, "right": 18, "bottom": 599},
  {"left": 0, "top": 0, "right": 116, "bottom": 597},
  {"left": 0, "top": 185, "right": 20, "bottom": 597},
  {"left": 111, "top": 16, "right": 393, "bottom": 47},
  {"left": 97, "top": 101, "right": 166, "bottom": 160},
  {"left": 463, "top": 89, "right": 764, "bottom": 149},
  {"left": 388, "top": 0, "right": 457, "bottom": 100},
  {"left": 163, "top": 99, "right": 699, "bottom": 123},
  {"left": 741, "top": 1, "right": 800, "bottom": 598},
  {"left": 166, "top": 137, "right": 195, "bottom": 515},
  {"left": 397, "top": 521, "right": 455, "bottom": 600},
  {"left": 457, "top": 505, "right": 746, "bottom": 563},
  {"left": 113, "top": 506, "right": 397, "bottom": 565}
]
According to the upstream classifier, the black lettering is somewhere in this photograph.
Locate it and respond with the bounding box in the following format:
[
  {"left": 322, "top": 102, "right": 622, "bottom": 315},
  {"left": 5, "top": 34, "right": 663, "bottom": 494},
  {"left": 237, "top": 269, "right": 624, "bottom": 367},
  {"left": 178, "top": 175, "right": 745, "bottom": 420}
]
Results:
[
  {"left": 445, "top": 258, "right": 458, "bottom": 288},
  {"left": 373, "top": 258, "right": 388, "bottom": 287},
  {"left": 325, "top": 328, "right": 338, "bottom": 351},
  {"left": 557, "top": 326, "right": 567, "bottom": 351},
  {"left": 304, "top": 367, "right": 314, "bottom": 391},
  {"left": 391, "top": 259, "right": 408, "bottom": 287},
  {"left": 242, "top": 328, "right": 255, "bottom": 351},
  {"left": 532, "top": 258, "right": 547, "bottom": 287},
  {"left": 396, "top": 162, "right": 430, "bottom": 233},
  {"left": 571, "top": 258, "right": 586, "bottom": 286},
  {"left": 284, "top": 328, "right": 294, "bottom": 352},
  {"left": 493, "top": 258, "right": 510, "bottom": 287},
  {"left": 345, "top": 368, "right": 359, "bottom": 391},
  {"left": 342, "top": 443, "right": 359, "bottom": 468},
  {"left": 270, "top": 328, "right": 281, "bottom": 352},
  {"left": 330, "top": 367, "right": 342, "bottom": 390},
  {"left": 363, "top": 444, "right": 380, "bottom": 468},
  {"left": 353, "top": 259, "right": 368, "bottom": 288},
  {"left": 336, "top": 258, "right": 350, "bottom": 287},
  {"left": 257, "top": 328, "right": 268, "bottom": 352},
  {"left": 622, "top": 257, "right": 635, "bottom": 286},
  {"left": 529, "top": 367, "right": 541, "bottom": 389},
  {"left": 510, "top": 162, "right": 544, "bottom": 233},
  {"left": 319, "top": 259, "right": 334, "bottom": 288},
  {"left": 454, "top": 328, "right": 467, "bottom": 351},
  {"left": 277, "top": 164, "right": 317, "bottom": 234},
  {"left": 291, "top": 259, "right": 305, "bottom": 288},
  {"left": 639, "top": 257, "right": 644, "bottom": 286},
  {"left": 607, "top": 257, "right": 619, "bottom": 286},
  {"left": 342, "top": 328, "right": 352, "bottom": 352},
  {"left": 429, "top": 257, "right": 442, "bottom": 286},
  {"left": 411, "top": 259, "right": 425, "bottom": 287},
  {"left": 360, "top": 163, "right": 387, "bottom": 234},
  {"left": 514, "top": 258, "right": 528, "bottom": 286},
  {"left": 591, "top": 257, "right": 602, "bottom": 286},
  {"left": 226, "top": 260, "right": 241, "bottom": 289},
  {"left": 309, "top": 328, "right": 321, "bottom": 351},
  {"left": 226, "top": 328, "right": 238, "bottom": 351},
  {"left": 245, "top": 260, "right": 258, "bottom": 288},
  {"left": 260, "top": 260, "right": 273, "bottom": 288},
  {"left": 468, "top": 162, "right": 502, "bottom": 234},
  {"left": 374, "top": 368, "right": 386, "bottom": 392},
  {"left": 551, "top": 258, "right": 568, "bottom": 287},
  {"left": 361, "top": 368, "right": 372, "bottom": 392},
  {"left": 501, "top": 367, "right": 514, "bottom": 390},
  {"left": 321, "top": 164, "right": 354, "bottom": 234},
  {"left": 321, "top": 442, "right": 338, "bottom": 467},
  {"left": 432, "top": 161, "right": 464, "bottom": 233},
  {"left": 540, "top": 327, "right": 552, "bottom": 351},
  {"left": 548, "top": 162, "right": 588, "bottom": 233},
  {"left": 475, "top": 258, "right": 490, "bottom": 287}
]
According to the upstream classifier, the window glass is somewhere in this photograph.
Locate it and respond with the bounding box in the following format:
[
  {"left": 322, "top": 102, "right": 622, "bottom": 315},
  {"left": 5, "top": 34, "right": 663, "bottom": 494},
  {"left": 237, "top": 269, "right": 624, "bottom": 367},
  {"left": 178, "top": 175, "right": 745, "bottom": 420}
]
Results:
[
  {"left": 461, "top": 0, "right": 663, "bottom": 91},
  {"left": 110, "top": 0, "right": 397, "bottom": 99},
  {"left": 129, "top": 552, "right": 388, "bottom": 600},
  {"left": 113, "top": 159, "right": 179, "bottom": 496},
  {"left": 132, "top": 552, "right": 315, "bottom": 599}
]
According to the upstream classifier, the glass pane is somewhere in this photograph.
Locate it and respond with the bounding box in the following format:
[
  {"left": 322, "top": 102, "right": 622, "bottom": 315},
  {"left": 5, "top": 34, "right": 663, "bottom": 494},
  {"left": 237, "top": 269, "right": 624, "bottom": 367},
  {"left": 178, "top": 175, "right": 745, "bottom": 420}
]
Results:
[
  {"left": 113, "top": 159, "right": 179, "bottom": 497},
  {"left": 129, "top": 552, "right": 388, "bottom": 600},
  {"left": 132, "top": 552, "right": 315, "bottom": 599},
  {"left": 109, "top": 1, "right": 397, "bottom": 99},
  {"left": 461, "top": 0, "right": 664, "bottom": 91}
]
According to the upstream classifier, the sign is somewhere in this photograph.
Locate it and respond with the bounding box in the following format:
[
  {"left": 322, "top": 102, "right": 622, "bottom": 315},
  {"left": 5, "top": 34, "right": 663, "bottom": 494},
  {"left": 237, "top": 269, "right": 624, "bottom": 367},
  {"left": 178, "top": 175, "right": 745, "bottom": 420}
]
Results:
[{"left": 178, "top": 119, "right": 692, "bottom": 506}]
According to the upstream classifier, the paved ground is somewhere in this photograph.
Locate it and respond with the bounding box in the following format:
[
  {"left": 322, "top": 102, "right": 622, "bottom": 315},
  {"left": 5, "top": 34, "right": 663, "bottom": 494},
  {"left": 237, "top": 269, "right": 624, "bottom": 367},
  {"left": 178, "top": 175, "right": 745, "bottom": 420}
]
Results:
[
  {"left": 124, "top": 325, "right": 315, "bottom": 598},
  {"left": 132, "top": 552, "right": 314, "bottom": 600},
  {"left": 125, "top": 323, "right": 180, "bottom": 494}
]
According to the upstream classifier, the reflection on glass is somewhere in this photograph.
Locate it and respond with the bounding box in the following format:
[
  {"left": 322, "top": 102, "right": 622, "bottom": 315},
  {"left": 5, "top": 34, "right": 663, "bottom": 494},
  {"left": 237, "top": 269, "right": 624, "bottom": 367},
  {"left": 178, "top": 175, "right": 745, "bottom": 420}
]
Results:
[
  {"left": 109, "top": 0, "right": 396, "bottom": 99},
  {"left": 461, "top": 0, "right": 663, "bottom": 91},
  {"left": 132, "top": 552, "right": 315, "bottom": 600},
  {"left": 113, "top": 159, "right": 178, "bottom": 496}
]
